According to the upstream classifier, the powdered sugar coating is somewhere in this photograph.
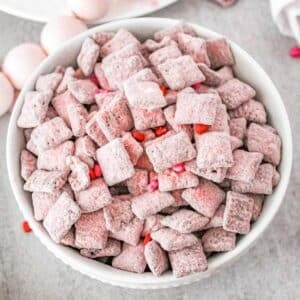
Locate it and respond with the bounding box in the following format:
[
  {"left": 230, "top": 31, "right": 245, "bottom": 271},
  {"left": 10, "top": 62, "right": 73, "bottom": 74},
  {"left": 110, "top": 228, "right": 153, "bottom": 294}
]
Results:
[{"left": 36, "top": 72, "right": 62, "bottom": 93}]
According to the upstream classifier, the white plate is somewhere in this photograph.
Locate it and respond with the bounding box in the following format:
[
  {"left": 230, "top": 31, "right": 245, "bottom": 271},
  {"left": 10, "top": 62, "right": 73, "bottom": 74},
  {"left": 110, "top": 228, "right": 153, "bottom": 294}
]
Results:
[{"left": 0, "top": 0, "right": 179, "bottom": 24}]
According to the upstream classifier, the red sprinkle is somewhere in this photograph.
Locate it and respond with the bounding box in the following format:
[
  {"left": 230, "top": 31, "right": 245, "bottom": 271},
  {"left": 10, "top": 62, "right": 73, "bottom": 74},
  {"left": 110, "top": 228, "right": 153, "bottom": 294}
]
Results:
[
  {"left": 195, "top": 123, "right": 210, "bottom": 134},
  {"left": 132, "top": 131, "right": 145, "bottom": 142},
  {"left": 22, "top": 221, "right": 32, "bottom": 233},
  {"left": 172, "top": 163, "right": 185, "bottom": 173},
  {"left": 143, "top": 234, "right": 152, "bottom": 245},
  {"left": 160, "top": 85, "right": 168, "bottom": 96},
  {"left": 192, "top": 82, "right": 202, "bottom": 90},
  {"left": 289, "top": 46, "right": 300, "bottom": 58},
  {"left": 89, "top": 168, "right": 96, "bottom": 180},
  {"left": 89, "top": 74, "right": 99, "bottom": 86},
  {"left": 146, "top": 180, "right": 159, "bottom": 192},
  {"left": 155, "top": 126, "right": 168, "bottom": 137},
  {"left": 94, "top": 164, "right": 102, "bottom": 178}
]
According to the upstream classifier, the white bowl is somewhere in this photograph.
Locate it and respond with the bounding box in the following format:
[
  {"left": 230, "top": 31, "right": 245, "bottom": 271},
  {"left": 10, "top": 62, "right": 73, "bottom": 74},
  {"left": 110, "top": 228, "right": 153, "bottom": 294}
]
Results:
[{"left": 7, "top": 18, "right": 293, "bottom": 289}]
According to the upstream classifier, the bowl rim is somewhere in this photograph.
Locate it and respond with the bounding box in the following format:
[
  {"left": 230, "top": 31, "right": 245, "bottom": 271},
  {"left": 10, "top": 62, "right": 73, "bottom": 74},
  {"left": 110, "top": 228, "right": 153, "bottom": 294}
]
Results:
[{"left": 6, "top": 17, "right": 293, "bottom": 289}]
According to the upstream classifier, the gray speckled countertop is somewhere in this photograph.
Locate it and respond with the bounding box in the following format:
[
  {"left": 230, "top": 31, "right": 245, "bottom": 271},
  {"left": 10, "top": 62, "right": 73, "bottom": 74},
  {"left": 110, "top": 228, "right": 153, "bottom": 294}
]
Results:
[{"left": 0, "top": 0, "right": 299, "bottom": 299}]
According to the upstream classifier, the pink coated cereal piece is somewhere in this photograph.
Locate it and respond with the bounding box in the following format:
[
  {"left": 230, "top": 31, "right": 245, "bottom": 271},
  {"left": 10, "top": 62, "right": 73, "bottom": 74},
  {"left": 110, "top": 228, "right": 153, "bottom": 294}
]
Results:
[
  {"left": 182, "top": 179, "right": 225, "bottom": 217},
  {"left": 43, "top": 192, "right": 81, "bottom": 243},
  {"left": 203, "top": 204, "right": 225, "bottom": 229},
  {"left": 85, "top": 113, "right": 108, "bottom": 147},
  {"left": 247, "top": 123, "right": 281, "bottom": 166},
  {"left": 217, "top": 78, "right": 256, "bottom": 110},
  {"left": 209, "top": 103, "right": 230, "bottom": 133},
  {"left": 231, "top": 163, "right": 274, "bottom": 195},
  {"left": 230, "top": 135, "right": 243, "bottom": 151},
  {"left": 161, "top": 209, "right": 209, "bottom": 233},
  {"left": 125, "top": 68, "right": 159, "bottom": 85},
  {"left": 154, "top": 23, "right": 196, "bottom": 42},
  {"left": 66, "top": 156, "right": 90, "bottom": 192},
  {"left": 143, "top": 36, "right": 177, "bottom": 52},
  {"left": 198, "top": 63, "right": 222, "bottom": 86},
  {"left": 24, "top": 169, "right": 68, "bottom": 193},
  {"left": 37, "top": 141, "right": 74, "bottom": 171},
  {"left": 272, "top": 167, "right": 280, "bottom": 187},
  {"left": 141, "top": 215, "right": 163, "bottom": 236},
  {"left": 217, "top": 66, "right": 234, "bottom": 85},
  {"left": 250, "top": 194, "right": 264, "bottom": 221},
  {"left": 75, "top": 210, "right": 108, "bottom": 249},
  {"left": 121, "top": 133, "right": 143, "bottom": 165},
  {"left": 206, "top": 37, "right": 234, "bottom": 69},
  {"left": 135, "top": 151, "right": 154, "bottom": 171},
  {"left": 17, "top": 90, "right": 53, "bottom": 128},
  {"left": 149, "top": 45, "right": 182, "bottom": 66},
  {"left": 157, "top": 55, "right": 205, "bottom": 90},
  {"left": 76, "top": 178, "right": 112, "bottom": 213},
  {"left": 80, "top": 238, "right": 121, "bottom": 258},
  {"left": 94, "top": 63, "right": 111, "bottom": 90},
  {"left": 20, "top": 149, "right": 37, "bottom": 180},
  {"left": 177, "top": 33, "right": 210, "bottom": 66},
  {"left": 211, "top": 0, "right": 237, "bottom": 7},
  {"left": 92, "top": 31, "right": 115, "bottom": 46},
  {"left": 103, "top": 198, "right": 134, "bottom": 232},
  {"left": 109, "top": 217, "right": 144, "bottom": 246},
  {"left": 74, "top": 136, "right": 96, "bottom": 167},
  {"left": 94, "top": 90, "right": 118, "bottom": 108},
  {"left": 229, "top": 117, "right": 247, "bottom": 140},
  {"left": 223, "top": 191, "right": 254, "bottom": 234},
  {"left": 60, "top": 228, "right": 76, "bottom": 248},
  {"left": 168, "top": 241, "right": 207, "bottom": 277},
  {"left": 144, "top": 240, "right": 169, "bottom": 276},
  {"left": 145, "top": 131, "right": 196, "bottom": 173},
  {"left": 56, "top": 67, "right": 76, "bottom": 94},
  {"left": 175, "top": 91, "right": 218, "bottom": 125},
  {"left": 77, "top": 37, "right": 100, "bottom": 76},
  {"left": 202, "top": 227, "right": 236, "bottom": 252},
  {"left": 226, "top": 150, "right": 263, "bottom": 182},
  {"left": 35, "top": 72, "right": 63, "bottom": 92},
  {"left": 158, "top": 169, "right": 199, "bottom": 192},
  {"left": 262, "top": 124, "right": 278, "bottom": 135},
  {"left": 96, "top": 138, "right": 135, "bottom": 186},
  {"left": 229, "top": 99, "right": 267, "bottom": 124},
  {"left": 112, "top": 241, "right": 146, "bottom": 274},
  {"left": 151, "top": 228, "right": 198, "bottom": 251},
  {"left": 67, "top": 103, "right": 88, "bottom": 137},
  {"left": 68, "top": 79, "right": 98, "bottom": 105},
  {"left": 131, "top": 191, "right": 175, "bottom": 219},
  {"left": 196, "top": 131, "right": 233, "bottom": 169},
  {"left": 126, "top": 169, "right": 148, "bottom": 196}
]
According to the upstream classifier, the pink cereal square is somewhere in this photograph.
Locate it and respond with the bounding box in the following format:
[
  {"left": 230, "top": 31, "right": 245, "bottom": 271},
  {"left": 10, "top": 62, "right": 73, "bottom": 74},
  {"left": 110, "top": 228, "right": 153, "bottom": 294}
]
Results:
[
  {"left": 112, "top": 241, "right": 146, "bottom": 274},
  {"left": 272, "top": 167, "right": 280, "bottom": 187},
  {"left": 168, "top": 241, "right": 208, "bottom": 277},
  {"left": 126, "top": 169, "right": 148, "bottom": 196},
  {"left": 209, "top": 104, "right": 230, "bottom": 133},
  {"left": 203, "top": 204, "right": 225, "bottom": 229},
  {"left": 75, "top": 178, "right": 112, "bottom": 213},
  {"left": 60, "top": 228, "right": 76, "bottom": 247},
  {"left": 94, "top": 63, "right": 111, "bottom": 90},
  {"left": 68, "top": 79, "right": 98, "bottom": 105},
  {"left": 223, "top": 191, "right": 254, "bottom": 234},
  {"left": 92, "top": 31, "right": 115, "bottom": 46},
  {"left": 198, "top": 63, "right": 222, "bottom": 86},
  {"left": 217, "top": 66, "right": 234, "bottom": 85},
  {"left": 143, "top": 36, "right": 177, "bottom": 52},
  {"left": 20, "top": 149, "right": 37, "bottom": 180},
  {"left": 124, "top": 68, "right": 159, "bottom": 85},
  {"left": 85, "top": 114, "right": 108, "bottom": 147},
  {"left": 56, "top": 67, "right": 76, "bottom": 94},
  {"left": 43, "top": 192, "right": 81, "bottom": 243},
  {"left": 67, "top": 102, "right": 88, "bottom": 138},
  {"left": 80, "top": 238, "right": 121, "bottom": 258},
  {"left": 230, "top": 135, "right": 243, "bottom": 151},
  {"left": 121, "top": 132, "right": 143, "bottom": 165},
  {"left": 96, "top": 138, "right": 135, "bottom": 186},
  {"left": 217, "top": 79, "right": 256, "bottom": 110},
  {"left": 248, "top": 194, "right": 265, "bottom": 221},
  {"left": 75, "top": 210, "right": 108, "bottom": 249},
  {"left": 182, "top": 179, "right": 225, "bottom": 217},
  {"left": 36, "top": 72, "right": 63, "bottom": 92},
  {"left": 141, "top": 215, "right": 163, "bottom": 236},
  {"left": 229, "top": 117, "right": 247, "bottom": 140},
  {"left": 154, "top": 23, "right": 196, "bottom": 42},
  {"left": 74, "top": 136, "right": 96, "bottom": 167},
  {"left": 149, "top": 44, "right": 182, "bottom": 66},
  {"left": 202, "top": 227, "right": 236, "bottom": 252}
]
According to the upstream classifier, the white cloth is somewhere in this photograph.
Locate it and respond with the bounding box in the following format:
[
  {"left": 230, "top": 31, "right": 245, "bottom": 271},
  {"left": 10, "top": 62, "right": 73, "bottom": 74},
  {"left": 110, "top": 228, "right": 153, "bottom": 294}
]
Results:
[{"left": 270, "top": 0, "right": 300, "bottom": 44}]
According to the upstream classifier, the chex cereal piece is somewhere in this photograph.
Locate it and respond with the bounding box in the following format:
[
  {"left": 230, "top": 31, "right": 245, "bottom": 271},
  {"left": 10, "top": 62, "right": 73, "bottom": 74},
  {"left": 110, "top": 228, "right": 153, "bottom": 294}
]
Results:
[
  {"left": 124, "top": 68, "right": 159, "bottom": 85},
  {"left": 182, "top": 179, "right": 225, "bottom": 217},
  {"left": 198, "top": 63, "right": 222, "bottom": 86},
  {"left": 196, "top": 131, "right": 233, "bottom": 169},
  {"left": 32, "top": 191, "right": 60, "bottom": 221},
  {"left": 126, "top": 169, "right": 148, "bottom": 196},
  {"left": 80, "top": 238, "right": 121, "bottom": 258},
  {"left": 75, "top": 210, "right": 108, "bottom": 249},
  {"left": 231, "top": 163, "right": 274, "bottom": 195},
  {"left": 43, "top": 192, "right": 81, "bottom": 243},
  {"left": 161, "top": 209, "right": 209, "bottom": 233},
  {"left": 202, "top": 227, "right": 236, "bottom": 252},
  {"left": 60, "top": 229, "right": 76, "bottom": 248},
  {"left": 56, "top": 67, "right": 76, "bottom": 94},
  {"left": 92, "top": 31, "right": 115, "bottom": 46},
  {"left": 67, "top": 101, "right": 88, "bottom": 137},
  {"left": 209, "top": 103, "right": 230, "bottom": 133},
  {"left": 85, "top": 113, "right": 108, "bottom": 147},
  {"left": 229, "top": 117, "right": 247, "bottom": 140},
  {"left": 77, "top": 37, "right": 100, "bottom": 76},
  {"left": 175, "top": 91, "right": 218, "bottom": 125},
  {"left": 103, "top": 198, "right": 134, "bottom": 232},
  {"left": 247, "top": 123, "right": 281, "bottom": 166},
  {"left": 149, "top": 44, "right": 182, "bottom": 66},
  {"left": 37, "top": 141, "right": 74, "bottom": 171},
  {"left": 250, "top": 194, "right": 264, "bottom": 221},
  {"left": 206, "top": 37, "right": 234, "bottom": 69},
  {"left": 66, "top": 156, "right": 90, "bottom": 192},
  {"left": 17, "top": 90, "right": 53, "bottom": 128},
  {"left": 226, "top": 150, "right": 263, "bottom": 182},
  {"left": 121, "top": 133, "right": 143, "bottom": 165},
  {"left": 230, "top": 136, "right": 243, "bottom": 151},
  {"left": 143, "top": 36, "right": 176, "bottom": 52},
  {"left": 132, "top": 191, "right": 175, "bottom": 219},
  {"left": 223, "top": 191, "right": 254, "bottom": 234},
  {"left": 217, "top": 66, "right": 234, "bottom": 85},
  {"left": 109, "top": 217, "right": 144, "bottom": 246},
  {"left": 157, "top": 56, "right": 205, "bottom": 90},
  {"left": 68, "top": 79, "right": 98, "bottom": 105},
  {"left": 135, "top": 151, "right": 154, "bottom": 171},
  {"left": 229, "top": 99, "right": 267, "bottom": 124},
  {"left": 94, "top": 63, "right": 111, "bottom": 90},
  {"left": 272, "top": 167, "right": 280, "bottom": 187},
  {"left": 24, "top": 169, "right": 68, "bottom": 193},
  {"left": 158, "top": 169, "right": 199, "bottom": 192},
  {"left": 76, "top": 178, "right": 112, "bottom": 213},
  {"left": 217, "top": 79, "right": 256, "bottom": 110},
  {"left": 74, "top": 136, "right": 96, "bottom": 167},
  {"left": 112, "top": 241, "right": 146, "bottom": 274},
  {"left": 168, "top": 241, "right": 207, "bottom": 277},
  {"left": 144, "top": 240, "right": 169, "bottom": 276},
  {"left": 35, "top": 72, "right": 63, "bottom": 92},
  {"left": 203, "top": 204, "right": 225, "bottom": 229},
  {"left": 141, "top": 215, "right": 163, "bottom": 236},
  {"left": 145, "top": 131, "right": 196, "bottom": 173},
  {"left": 151, "top": 228, "right": 198, "bottom": 251},
  {"left": 20, "top": 149, "right": 37, "bottom": 181},
  {"left": 211, "top": 0, "right": 237, "bottom": 7},
  {"left": 177, "top": 33, "right": 210, "bottom": 66},
  {"left": 96, "top": 138, "right": 135, "bottom": 186},
  {"left": 95, "top": 90, "right": 117, "bottom": 108},
  {"left": 100, "top": 29, "right": 141, "bottom": 57}
]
